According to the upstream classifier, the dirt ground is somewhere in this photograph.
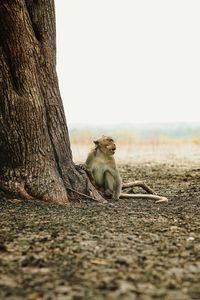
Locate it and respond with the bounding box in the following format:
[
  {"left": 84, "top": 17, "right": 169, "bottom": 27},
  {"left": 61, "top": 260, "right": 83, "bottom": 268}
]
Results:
[{"left": 0, "top": 146, "right": 200, "bottom": 300}]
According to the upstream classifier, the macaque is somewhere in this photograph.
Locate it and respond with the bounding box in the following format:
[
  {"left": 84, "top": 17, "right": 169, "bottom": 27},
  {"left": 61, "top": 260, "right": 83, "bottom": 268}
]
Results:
[
  {"left": 82, "top": 136, "right": 168, "bottom": 203},
  {"left": 82, "top": 136, "right": 122, "bottom": 200}
]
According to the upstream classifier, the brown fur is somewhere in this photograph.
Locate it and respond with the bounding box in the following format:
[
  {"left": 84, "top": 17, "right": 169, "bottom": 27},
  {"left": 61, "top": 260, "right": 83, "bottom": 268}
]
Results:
[{"left": 82, "top": 136, "right": 122, "bottom": 200}]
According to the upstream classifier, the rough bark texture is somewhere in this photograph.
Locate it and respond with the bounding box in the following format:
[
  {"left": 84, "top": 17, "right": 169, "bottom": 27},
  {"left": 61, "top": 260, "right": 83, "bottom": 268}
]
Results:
[{"left": 0, "top": 0, "right": 104, "bottom": 204}]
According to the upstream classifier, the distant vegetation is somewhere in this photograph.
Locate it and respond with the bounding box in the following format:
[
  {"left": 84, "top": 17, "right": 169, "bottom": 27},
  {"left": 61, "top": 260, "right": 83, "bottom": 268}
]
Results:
[{"left": 69, "top": 123, "right": 200, "bottom": 145}]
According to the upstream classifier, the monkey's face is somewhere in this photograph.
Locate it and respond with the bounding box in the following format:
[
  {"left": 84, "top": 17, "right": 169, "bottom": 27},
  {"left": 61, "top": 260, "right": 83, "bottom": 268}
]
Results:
[
  {"left": 105, "top": 142, "right": 116, "bottom": 155},
  {"left": 94, "top": 136, "right": 116, "bottom": 156}
]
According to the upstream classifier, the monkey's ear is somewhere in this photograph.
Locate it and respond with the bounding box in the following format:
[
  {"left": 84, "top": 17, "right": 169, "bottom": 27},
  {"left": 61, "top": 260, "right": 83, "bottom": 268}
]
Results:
[{"left": 93, "top": 140, "right": 99, "bottom": 145}]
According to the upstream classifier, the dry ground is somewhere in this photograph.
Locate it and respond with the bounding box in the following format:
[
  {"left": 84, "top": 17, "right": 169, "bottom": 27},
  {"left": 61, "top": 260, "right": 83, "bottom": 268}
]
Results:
[{"left": 0, "top": 144, "right": 200, "bottom": 300}]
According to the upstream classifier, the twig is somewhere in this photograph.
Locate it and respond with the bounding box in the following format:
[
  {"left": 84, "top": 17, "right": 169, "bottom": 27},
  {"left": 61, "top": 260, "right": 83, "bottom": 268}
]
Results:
[{"left": 66, "top": 187, "right": 106, "bottom": 203}]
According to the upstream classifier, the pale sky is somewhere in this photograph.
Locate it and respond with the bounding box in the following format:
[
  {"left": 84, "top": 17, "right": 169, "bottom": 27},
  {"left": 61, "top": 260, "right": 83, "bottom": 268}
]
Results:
[{"left": 55, "top": 1, "right": 200, "bottom": 126}]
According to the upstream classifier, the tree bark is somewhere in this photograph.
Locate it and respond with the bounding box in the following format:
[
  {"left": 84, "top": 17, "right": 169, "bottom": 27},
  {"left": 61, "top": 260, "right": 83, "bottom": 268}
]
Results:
[{"left": 0, "top": 0, "right": 104, "bottom": 204}]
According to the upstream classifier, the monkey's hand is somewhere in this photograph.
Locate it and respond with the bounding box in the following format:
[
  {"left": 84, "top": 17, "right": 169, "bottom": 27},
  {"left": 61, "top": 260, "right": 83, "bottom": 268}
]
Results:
[
  {"left": 79, "top": 163, "right": 89, "bottom": 172},
  {"left": 79, "top": 164, "right": 96, "bottom": 186}
]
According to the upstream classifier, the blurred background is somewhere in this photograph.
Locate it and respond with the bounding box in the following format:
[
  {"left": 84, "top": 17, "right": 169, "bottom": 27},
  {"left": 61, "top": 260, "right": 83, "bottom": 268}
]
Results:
[{"left": 55, "top": 1, "right": 200, "bottom": 163}]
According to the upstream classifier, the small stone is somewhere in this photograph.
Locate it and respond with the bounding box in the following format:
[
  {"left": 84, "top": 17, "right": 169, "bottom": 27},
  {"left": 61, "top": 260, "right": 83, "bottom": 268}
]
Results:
[
  {"left": 104, "top": 231, "right": 112, "bottom": 239},
  {"left": 180, "top": 251, "right": 190, "bottom": 258},
  {"left": 56, "top": 286, "right": 71, "bottom": 294},
  {"left": 187, "top": 236, "right": 195, "bottom": 241},
  {"left": 8, "top": 198, "right": 21, "bottom": 204},
  {"left": 115, "top": 256, "right": 130, "bottom": 266},
  {"left": 0, "top": 243, "right": 7, "bottom": 252}
]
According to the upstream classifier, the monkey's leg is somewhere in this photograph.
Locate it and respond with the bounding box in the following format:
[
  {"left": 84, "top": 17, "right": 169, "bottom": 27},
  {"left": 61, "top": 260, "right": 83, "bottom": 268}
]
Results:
[
  {"left": 121, "top": 181, "right": 168, "bottom": 202},
  {"left": 104, "top": 171, "right": 114, "bottom": 197},
  {"left": 122, "top": 181, "right": 156, "bottom": 195},
  {"left": 104, "top": 171, "right": 122, "bottom": 200}
]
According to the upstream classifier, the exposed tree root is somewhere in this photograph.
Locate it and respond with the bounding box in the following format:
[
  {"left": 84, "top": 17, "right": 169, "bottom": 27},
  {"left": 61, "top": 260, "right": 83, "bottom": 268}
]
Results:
[
  {"left": 122, "top": 181, "right": 156, "bottom": 194},
  {"left": 0, "top": 179, "right": 69, "bottom": 204},
  {"left": 0, "top": 167, "right": 168, "bottom": 205},
  {"left": 0, "top": 163, "right": 69, "bottom": 204},
  {"left": 121, "top": 180, "right": 168, "bottom": 203},
  {"left": 0, "top": 164, "right": 106, "bottom": 205},
  {"left": 78, "top": 166, "right": 168, "bottom": 204},
  {"left": 120, "top": 193, "right": 168, "bottom": 203},
  {"left": 0, "top": 182, "right": 34, "bottom": 201}
]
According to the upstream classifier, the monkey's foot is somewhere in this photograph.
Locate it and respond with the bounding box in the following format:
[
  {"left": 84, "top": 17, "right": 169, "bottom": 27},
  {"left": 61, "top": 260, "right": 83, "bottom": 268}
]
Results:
[
  {"left": 79, "top": 164, "right": 88, "bottom": 172},
  {"left": 105, "top": 189, "right": 112, "bottom": 197}
]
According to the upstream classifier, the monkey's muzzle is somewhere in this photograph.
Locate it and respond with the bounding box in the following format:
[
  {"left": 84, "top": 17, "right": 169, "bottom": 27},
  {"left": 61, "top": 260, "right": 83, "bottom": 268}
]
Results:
[{"left": 107, "top": 144, "right": 116, "bottom": 155}]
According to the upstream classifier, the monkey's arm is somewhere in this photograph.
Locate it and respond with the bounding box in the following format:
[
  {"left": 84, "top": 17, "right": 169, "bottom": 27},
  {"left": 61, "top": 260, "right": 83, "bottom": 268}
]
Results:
[
  {"left": 80, "top": 150, "right": 96, "bottom": 185},
  {"left": 113, "top": 172, "right": 122, "bottom": 200},
  {"left": 85, "top": 150, "right": 96, "bottom": 167},
  {"left": 105, "top": 167, "right": 122, "bottom": 200},
  {"left": 80, "top": 164, "right": 96, "bottom": 186}
]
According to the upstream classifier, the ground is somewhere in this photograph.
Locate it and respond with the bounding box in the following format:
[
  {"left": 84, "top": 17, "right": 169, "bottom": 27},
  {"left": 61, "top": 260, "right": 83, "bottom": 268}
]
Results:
[{"left": 0, "top": 146, "right": 200, "bottom": 300}]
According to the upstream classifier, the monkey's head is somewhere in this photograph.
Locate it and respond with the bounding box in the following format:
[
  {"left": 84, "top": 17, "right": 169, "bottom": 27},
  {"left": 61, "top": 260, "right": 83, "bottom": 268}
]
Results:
[{"left": 94, "top": 136, "right": 116, "bottom": 156}]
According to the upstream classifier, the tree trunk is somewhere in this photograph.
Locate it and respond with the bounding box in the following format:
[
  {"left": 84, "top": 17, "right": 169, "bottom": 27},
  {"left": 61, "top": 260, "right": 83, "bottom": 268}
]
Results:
[{"left": 0, "top": 0, "right": 104, "bottom": 204}]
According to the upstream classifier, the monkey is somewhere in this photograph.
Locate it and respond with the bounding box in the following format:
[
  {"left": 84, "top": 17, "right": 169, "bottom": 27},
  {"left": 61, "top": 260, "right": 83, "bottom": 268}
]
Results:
[
  {"left": 81, "top": 136, "right": 168, "bottom": 203},
  {"left": 81, "top": 136, "right": 122, "bottom": 200}
]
